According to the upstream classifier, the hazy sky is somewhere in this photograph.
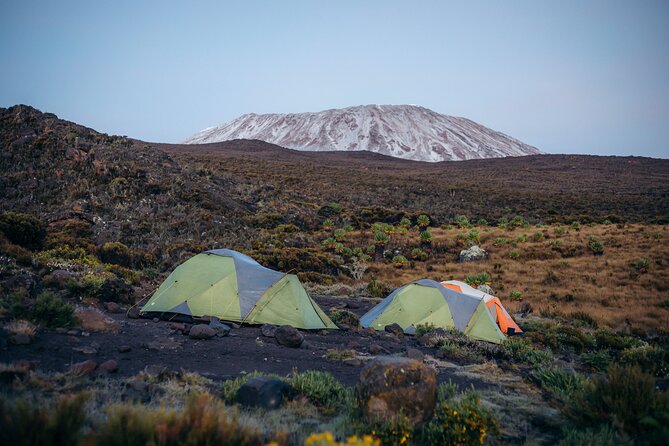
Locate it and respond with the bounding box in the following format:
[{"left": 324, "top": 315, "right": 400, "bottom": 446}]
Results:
[{"left": 1, "top": 1, "right": 668, "bottom": 158}]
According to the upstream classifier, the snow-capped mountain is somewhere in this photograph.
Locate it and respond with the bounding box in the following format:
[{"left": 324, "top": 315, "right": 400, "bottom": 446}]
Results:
[{"left": 184, "top": 105, "right": 541, "bottom": 162}]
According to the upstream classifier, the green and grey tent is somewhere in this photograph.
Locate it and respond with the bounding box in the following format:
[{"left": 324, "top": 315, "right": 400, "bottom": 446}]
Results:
[
  {"left": 360, "top": 279, "right": 506, "bottom": 343},
  {"left": 140, "top": 249, "right": 337, "bottom": 330}
]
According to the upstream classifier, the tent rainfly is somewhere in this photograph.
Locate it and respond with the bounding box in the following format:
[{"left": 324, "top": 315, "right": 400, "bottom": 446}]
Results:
[
  {"left": 360, "top": 279, "right": 506, "bottom": 344},
  {"left": 140, "top": 249, "right": 337, "bottom": 330},
  {"left": 440, "top": 280, "right": 522, "bottom": 335}
]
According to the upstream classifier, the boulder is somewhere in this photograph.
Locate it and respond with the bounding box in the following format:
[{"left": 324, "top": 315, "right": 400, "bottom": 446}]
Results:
[
  {"left": 459, "top": 245, "right": 487, "bottom": 262},
  {"left": 103, "top": 302, "right": 123, "bottom": 313},
  {"left": 188, "top": 324, "right": 217, "bottom": 340},
  {"left": 236, "top": 376, "right": 292, "bottom": 410},
  {"left": 274, "top": 325, "right": 304, "bottom": 348},
  {"left": 368, "top": 344, "right": 390, "bottom": 355},
  {"left": 68, "top": 359, "right": 97, "bottom": 376},
  {"left": 356, "top": 356, "right": 437, "bottom": 424},
  {"left": 126, "top": 307, "right": 140, "bottom": 319},
  {"left": 209, "top": 317, "right": 231, "bottom": 337},
  {"left": 477, "top": 284, "right": 495, "bottom": 295},
  {"left": 384, "top": 323, "right": 404, "bottom": 336},
  {"left": 99, "top": 359, "right": 119, "bottom": 373},
  {"left": 261, "top": 324, "right": 277, "bottom": 338},
  {"left": 75, "top": 307, "right": 120, "bottom": 333},
  {"left": 406, "top": 348, "right": 425, "bottom": 361}
]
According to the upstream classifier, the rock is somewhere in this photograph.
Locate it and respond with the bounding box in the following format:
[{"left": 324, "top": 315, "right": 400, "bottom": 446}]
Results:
[
  {"left": 42, "top": 269, "right": 78, "bottom": 288},
  {"left": 237, "top": 376, "right": 292, "bottom": 410},
  {"left": 346, "top": 300, "right": 361, "bottom": 309},
  {"left": 55, "top": 327, "right": 67, "bottom": 334},
  {"left": 260, "top": 324, "right": 278, "bottom": 338},
  {"left": 68, "top": 359, "right": 97, "bottom": 376},
  {"left": 127, "top": 307, "right": 140, "bottom": 319},
  {"left": 75, "top": 307, "right": 120, "bottom": 333},
  {"left": 368, "top": 344, "right": 390, "bottom": 355},
  {"left": 356, "top": 356, "right": 437, "bottom": 424},
  {"left": 9, "top": 333, "right": 32, "bottom": 345},
  {"left": 145, "top": 338, "right": 182, "bottom": 351},
  {"left": 67, "top": 329, "right": 79, "bottom": 336},
  {"left": 118, "top": 345, "right": 132, "bottom": 353},
  {"left": 189, "top": 324, "right": 217, "bottom": 340},
  {"left": 459, "top": 245, "right": 487, "bottom": 262},
  {"left": 406, "top": 348, "right": 425, "bottom": 361},
  {"left": 167, "top": 322, "right": 186, "bottom": 332},
  {"left": 384, "top": 323, "right": 404, "bottom": 336},
  {"left": 99, "top": 359, "right": 118, "bottom": 373},
  {"left": 274, "top": 325, "right": 304, "bottom": 348},
  {"left": 152, "top": 317, "right": 160, "bottom": 323},
  {"left": 72, "top": 346, "right": 97, "bottom": 355},
  {"left": 477, "top": 284, "right": 495, "bottom": 295},
  {"left": 209, "top": 317, "right": 231, "bottom": 337},
  {"left": 343, "top": 358, "right": 363, "bottom": 367},
  {"left": 103, "top": 302, "right": 123, "bottom": 313}
]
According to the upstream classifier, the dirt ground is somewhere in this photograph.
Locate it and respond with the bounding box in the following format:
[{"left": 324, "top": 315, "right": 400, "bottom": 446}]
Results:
[{"left": 0, "top": 296, "right": 491, "bottom": 389}]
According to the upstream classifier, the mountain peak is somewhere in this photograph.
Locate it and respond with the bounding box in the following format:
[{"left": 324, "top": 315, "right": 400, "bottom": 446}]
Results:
[{"left": 184, "top": 105, "right": 541, "bottom": 162}]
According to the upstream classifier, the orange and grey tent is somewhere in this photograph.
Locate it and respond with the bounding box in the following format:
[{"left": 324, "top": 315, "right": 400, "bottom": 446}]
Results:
[{"left": 440, "top": 280, "right": 522, "bottom": 335}]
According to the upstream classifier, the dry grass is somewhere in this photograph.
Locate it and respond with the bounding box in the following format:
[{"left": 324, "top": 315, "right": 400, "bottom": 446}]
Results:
[
  {"left": 361, "top": 224, "right": 668, "bottom": 332},
  {"left": 4, "top": 319, "right": 37, "bottom": 337}
]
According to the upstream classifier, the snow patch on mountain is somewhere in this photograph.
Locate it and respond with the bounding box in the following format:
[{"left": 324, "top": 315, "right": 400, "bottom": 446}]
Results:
[{"left": 184, "top": 105, "right": 541, "bottom": 162}]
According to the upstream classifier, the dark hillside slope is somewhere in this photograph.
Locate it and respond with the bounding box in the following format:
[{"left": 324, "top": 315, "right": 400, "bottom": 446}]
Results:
[{"left": 1, "top": 105, "right": 668, "bottom": 262}]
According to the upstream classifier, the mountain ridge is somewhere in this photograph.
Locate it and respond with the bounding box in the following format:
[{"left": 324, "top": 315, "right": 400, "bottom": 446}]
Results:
[{"left": 184, "top": 104, "right": 542, "bottom": 162}]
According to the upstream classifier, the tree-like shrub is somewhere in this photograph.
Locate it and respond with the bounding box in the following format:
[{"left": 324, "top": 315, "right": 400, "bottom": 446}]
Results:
[{"left": 0, "top": 212, "right": 46, "bottom": 250}]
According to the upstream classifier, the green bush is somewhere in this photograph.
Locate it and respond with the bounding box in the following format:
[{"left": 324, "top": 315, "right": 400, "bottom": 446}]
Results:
[
  {"left": 0, "top": 212, "right": 46, "bottom": 250},
  {"left": 417, "top": 214, "right": 431, "bottom": 228},
  {"left": 33, "top": 245, "right": 100, "bottom": 270},
  {"left": 439, "top": 341, "right": 485, "bottom": 363},
  {"left": 565, "top": 365, "right": 669, "bottom": 439},
  {"left": 289, "top": 370, "right": 351, "bottom": 415},
  {"left": 531, "top": 231, "right": 545, "bottom": 242},
  {"left": 556, "top": 425, "right": 620, "bottom": 446},
  {"left": 0, "top": 393, "right": 87, "bottom": 446},
  {"left": 635, "top": 257, "right": 650, "bottom": 273},
  {"left": 31, "top": 291, "right": 75, "bottom": 328},
  {"left": 580, "top": 350, "right": 614, "bottom": 372},
  {"left": 329, "top": 308, "right": 360, "bottom": 327},
  {"left": 366, "top": 279, "right": 391, "bottom": 299},
  {"left": 410, "top": 248, "right": 428, "bottom": 261},
  {"left": 529, "top": 366, "right": 586, "bottom": 401},
  {"left": 415, "top": 323, "right": 436, "bottom": 337},
  {"left": 322, "top": 219, "right": 334, "bottom": 231},
  {"left": 391, "top": 255, "right": 408, "bottom": 268},
  {"left": 464, "top": 272, "right": 491, "bottom": 287},
  {"left": 554, "top": 225, "right": 566, "bottom": 236},
  {"left": 424, "top": 389, "right": 498, "bottom": 446},
  {"left": 571, "top": 221, "right": 581, "bottom": 231},
  {"left": 98, "top": 242, "right": 133, "bottom": 267},
  {"left": 588, "top": 236, "right": 604, "bottom": 255},
  {"left": 373, "top": 231, "right": 389, "bottom": 247},
  {"left": 503, "top": 338, "right": 553, "bottom": 365},
  {"left": 466, "top": 229, "right": 480, "bottom": 245},
  {"left": 333, "top": 228, "right": 347, "bottom": 241},
  {"left": 493, "top": 237, "right": 507, "bottom": 246},
  {"left": 453, "top": 215, "right": 471, "bottom": 229},
  {"left": 509, "top": 290, "right": 522, "bottom": 301},
  {"left": 419, "top": 230, "right": 432, "bottom": 244},
  {"left": 399, "top": 217, "right": 411, "bottom": 229},
  {"left": 620, "top": 345, "right": 668, "bottom": 376},
  {"left": 476, "top": 219, "right": 488, "bottom": 226},
  {"left": 65, "top": 274, "right": 108, "bottom": 298},
  {"left": 508, "top": 250, "right": 520, "bottom": 260}
]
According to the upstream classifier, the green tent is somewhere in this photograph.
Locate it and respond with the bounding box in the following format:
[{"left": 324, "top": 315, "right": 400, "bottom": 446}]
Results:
[
  {"left": 360, "top": 279, "right": 506, "bottom": 344},
  {"left": 141, "top": 249, "right": 337, "bottom": 330}
]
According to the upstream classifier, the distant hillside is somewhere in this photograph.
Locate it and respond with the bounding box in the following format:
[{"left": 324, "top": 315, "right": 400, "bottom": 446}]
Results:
[
  {"left": 184, "top": 104, "right": 542, "bottom": 162},
  {"left": 1, "top": 105, "right": 668, "bottom": 260}
]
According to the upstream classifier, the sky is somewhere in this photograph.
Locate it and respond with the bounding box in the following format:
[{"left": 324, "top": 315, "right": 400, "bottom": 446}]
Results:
[{"left": 1, "top": 1, "right": 668, "bottom": 158}]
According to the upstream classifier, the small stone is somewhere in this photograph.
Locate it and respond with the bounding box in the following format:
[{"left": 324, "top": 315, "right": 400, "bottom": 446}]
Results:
[
  {"left": 368, "top": 344, "right": 390, "bottom": 355},
  {"left": 274, "top": 325, "right": 304, "bottom": 348},
  {"left": 67, "top": 330, "right": 79, "bottom": 336},
  {"left": 118, "top": 345, "right": 132, "bottom": 353},
  {"left": 167, "top": 322, "right": 186, "bottom": 332},
  {"left": 103, "top": 302, "right": 123, "bottom": 313},
  {"left": 75, "top": 307, "right": 120, "bottom": 333},
  {"left": 55, "top": 327, "right": 67, "bottom": 334},
  {"left": 153, "top": 317, "right": 160, "bottom": 323},
  {"left": 384, "top": 323, "right": 404, "bottom": 336},
  {"left": 188, "top": 324, "right": 217, "bottom": 340},
  {"left": 343, "top": 358, "right": 362, "bottom": 367},
  {"left": 209, "top": 317, "right": 231, "bottom": 337},
  {"left": 72, "top": 346, "right": 97, "bottom": 355},
  {"left": 99, "top": 359, "right": 118, "bottom": 373},
  {"left": 406, "top": 348, "right": 425, "bottom": 361},
  {"left": 10, "top": 333, "right": 32, "bottom": 345},
  {"left": 68, "top": 359, "right": 97, "bottom": 376},
  {"left": 260, "top": 324, "right": 278, "bottom": 338},
  {"left": 127, "top": 307, "right": 140, "bottom": 319}
]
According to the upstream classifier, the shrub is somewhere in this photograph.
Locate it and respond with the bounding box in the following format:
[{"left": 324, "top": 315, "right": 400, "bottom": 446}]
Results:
[
  {"left": 508, "top": 250, "right": 520, "bottom": 260},
  {"left": 419, "top": 230, "right": 432, "bottom": 244},
  {"left": 0, "top": 393, "right": 88, "bottom": 446},
  {"left": 515, "top": 234, "right": 526, "bottom": 243},
  {"left": 324, "top": 349, "right": 358, "bottom": 362},
  {"left": 373, "top": 232, "right": 389, "bottom": 247},
  {"left": 424, "top": 389, "right": 498, "bottom": 446},
  {"left": 529, "top": 366, "right": 586, "bottom": 401},
  {"left": 289, "top": 370, "right": 351, "bottom": 415},
  {"left": 464, "top": 272, "right": 491, "bottom": 287},
  {"left": 635, "top": 257, "right": 650, "bottom": 273},
  {"left": 0, "top": 239, "right": 33, "bottom": 265},
  {"left": 571, "top": 221, "right": 581, "bottom": 231},
  {"left": 509, "top": 216, "right": 529, "bottom": 228},
  {"left": 366, "top": 279, "right": 391, "bottom": 299},
  {"left": 439, "top": 341, "right": 485, "bottom": 363},
  {"left": 4, "top": 319, "right": 37, "bottom": 338},
  {"left": 509, "top": 290, "right": 522, "bottom": 301},
  {"left": 565, "top": 365, "right": 669, "bottom": 439},
  {"left": 417, "top": 214, "right": 431, "bottom": 228},
  {"left": 391, "top": 255, "right": 408, "bottom": 268},
  {"left": 503, "top": 338, "right": 553, "bottom": 365},
  {"left": 410, "top": 248, "right": 428, "bottom": 261},
  {"left": 333, "top": 229, "right": 347, "bottom": 241},
  {"left": 556, "top": 425, "right": 620, "bottom": 446},
  {"left": 33, "top": 246, "right": 100, "bottom": 271},
  {"left": 322, "top": 219, "right": 334, "bottom": 231},
  {"left": 0, "top": 212, "right": 46, "bottom": 250},
  {"left": 466, "top": 229, "right": 480, "bottom": 245},
  {"left": 415, "top": 323, "right": 436, "bottom": 337},
  {"left": 620, "top": 345, "right": 668, "bottom": 376},
  {"left": 305, "top": 432, "right": 380, "bottom": 446},
  {"left": 399, "top": 217, "right": 411, "bottom": 229},
  {"left": 531, "top": 232, "right": 545, "bottom": 242},
  {"left": 96, "top": 392, "right": 267, "bottom": 446},
  {"left": 580, "top": 351, "right": 613, "bottom": 372},
  {"left": 588, "top": 236, "right": 604, "bottom": 255},
  {"left": 453, "top": 215, "right": 471, "bottom": 229},
  {"left": 31, "top": 291, "right": 75, "bottom": 328},
  {"left": 65, "top": 273, "right": 108, "bottom": 298},
  {"left": 476, "top": 218, "right": 488, "bottom": 226},
  {"left": 554, "top": 225, "right": 566, "bottom": 236},
  {"left": 569, "top": 311, "right": 598, "bottom": 328},
  {"left": 98, "top": 242, "right": 133, "bottom": 267},
  {"left": 322, "top": 238, "right": 337, "bottom": 250},
  {"left": 329, "top": 308, "right": 360, "bottom": 327},
  {"left": 363, "top": 415, "right": 413, "bottom": 446},
  {"left": 493, "top": 237, "right": 507, "bottom": 246},
  {"left": 594, "top": 328, "right": 643, "bottom": 351}
]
